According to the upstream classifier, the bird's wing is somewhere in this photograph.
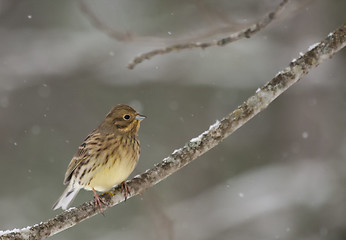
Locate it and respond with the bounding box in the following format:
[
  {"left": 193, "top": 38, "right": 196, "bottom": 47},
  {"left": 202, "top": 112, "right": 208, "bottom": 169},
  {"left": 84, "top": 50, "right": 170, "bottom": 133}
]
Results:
[{"left": 63, "top": 130, "right": 101, "bottom": 185}]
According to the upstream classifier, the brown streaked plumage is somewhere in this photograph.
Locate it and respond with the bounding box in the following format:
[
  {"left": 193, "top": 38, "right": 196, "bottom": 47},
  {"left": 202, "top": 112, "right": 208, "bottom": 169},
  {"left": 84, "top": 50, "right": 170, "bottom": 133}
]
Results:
[{"left": 52, "top": 104, "right": 145, "bottom": 211}]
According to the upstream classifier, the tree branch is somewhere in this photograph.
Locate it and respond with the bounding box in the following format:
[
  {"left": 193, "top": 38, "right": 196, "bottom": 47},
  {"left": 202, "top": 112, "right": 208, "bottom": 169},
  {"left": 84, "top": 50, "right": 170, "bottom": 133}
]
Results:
[
  {"left": 79, "top": 0, "right": 281, "bottom": 45},
  {"left": 127, "top": 0, "right": 289, "bottom": 69},
  {"left": 1, "top": 23, "right": 345, "bottom": 240}
]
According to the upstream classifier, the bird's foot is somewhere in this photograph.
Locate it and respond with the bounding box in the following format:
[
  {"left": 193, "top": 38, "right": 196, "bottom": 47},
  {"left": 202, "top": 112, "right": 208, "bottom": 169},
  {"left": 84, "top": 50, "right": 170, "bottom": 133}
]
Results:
[
  {"left": 121, "top": 181, "right": 130, "bottom": 201},
  {"left": 92, "top": 188, "right": 106, "bottom": 215}
]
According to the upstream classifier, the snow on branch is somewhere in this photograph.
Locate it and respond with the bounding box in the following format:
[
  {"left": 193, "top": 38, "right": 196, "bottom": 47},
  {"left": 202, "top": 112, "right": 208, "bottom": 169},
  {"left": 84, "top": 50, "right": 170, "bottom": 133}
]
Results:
[
  {"left": 127, "top": 0, "right": 289, "bottom": 69},
  {"left": 1, "top": 23, "right": 345, "bottom": 240}
]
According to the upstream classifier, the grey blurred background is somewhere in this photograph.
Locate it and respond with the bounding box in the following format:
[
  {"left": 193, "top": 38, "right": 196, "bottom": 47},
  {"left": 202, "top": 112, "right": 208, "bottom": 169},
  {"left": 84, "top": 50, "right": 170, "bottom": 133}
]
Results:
[{"left": 0, "top": 0, "right": 345, "bottom": 239}]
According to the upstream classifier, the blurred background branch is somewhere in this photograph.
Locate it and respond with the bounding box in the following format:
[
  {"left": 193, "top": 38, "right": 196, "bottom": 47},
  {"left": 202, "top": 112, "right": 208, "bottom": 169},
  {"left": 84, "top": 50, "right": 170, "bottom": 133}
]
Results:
[
  {"left": 127, "top": 0, "right": 288, "bottom": 69},
  {"left": 79, "top": 0, "right": 288, "bottom": 45},
  {"left": 79, "top": 0, "right": 289, "bottom": 69}
]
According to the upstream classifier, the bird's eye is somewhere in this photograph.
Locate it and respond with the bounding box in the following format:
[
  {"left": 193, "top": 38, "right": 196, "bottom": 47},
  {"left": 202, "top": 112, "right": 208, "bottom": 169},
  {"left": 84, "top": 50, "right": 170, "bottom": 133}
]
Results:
[{"left": 123, "top": 114, "right": 131, "bottom": 120}]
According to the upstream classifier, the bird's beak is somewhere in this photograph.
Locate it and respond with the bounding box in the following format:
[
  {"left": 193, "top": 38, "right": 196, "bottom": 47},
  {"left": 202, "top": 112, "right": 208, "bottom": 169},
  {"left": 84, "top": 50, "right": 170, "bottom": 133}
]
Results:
[{"left": 135, "top": 114, "right": 146, "bottom": 121}]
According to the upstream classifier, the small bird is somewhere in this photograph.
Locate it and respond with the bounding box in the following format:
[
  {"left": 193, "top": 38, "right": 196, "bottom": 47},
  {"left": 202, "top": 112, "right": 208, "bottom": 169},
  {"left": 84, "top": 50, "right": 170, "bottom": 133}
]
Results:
[{"left": 52, "top": 104, "right": 146, "bottom": 211}]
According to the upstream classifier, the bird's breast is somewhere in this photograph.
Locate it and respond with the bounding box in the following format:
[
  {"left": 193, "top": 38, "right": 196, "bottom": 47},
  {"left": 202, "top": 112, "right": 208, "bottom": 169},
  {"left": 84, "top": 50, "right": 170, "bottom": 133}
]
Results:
[{"left": 84, "top": 137, "right": 140, "bottom": 192}]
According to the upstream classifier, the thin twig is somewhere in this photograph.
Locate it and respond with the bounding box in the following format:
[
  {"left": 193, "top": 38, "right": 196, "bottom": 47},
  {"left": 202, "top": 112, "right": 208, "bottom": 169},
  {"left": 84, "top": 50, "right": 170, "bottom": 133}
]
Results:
[
  {"left": 79, "top": 0, "right": 253, "bottom": 45},
  {"left": 79, "top": 0, "right": 133, "bottom": 42},
  {"left": 127, "top": 0, "right": 289, "bottom": 69},
  {"left": 79, "top": 0, "right": 288, "bottom": 68},
  {"left": 1, "top": 23, "right": 345, "bottom": 240}
]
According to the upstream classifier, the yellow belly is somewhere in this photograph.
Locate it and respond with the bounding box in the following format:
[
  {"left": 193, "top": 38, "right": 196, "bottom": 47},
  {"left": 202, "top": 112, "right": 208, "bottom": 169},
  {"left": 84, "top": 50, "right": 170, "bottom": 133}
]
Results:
[{"left": 85, "top": 156, "right": 137, "bottom": 192}]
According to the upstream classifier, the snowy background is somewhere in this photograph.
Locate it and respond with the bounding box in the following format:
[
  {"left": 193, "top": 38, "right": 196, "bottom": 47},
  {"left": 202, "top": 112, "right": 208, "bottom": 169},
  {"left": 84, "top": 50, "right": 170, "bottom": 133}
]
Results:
[{"left": 0, "top": 0, "right": 346, "bottom": 239}]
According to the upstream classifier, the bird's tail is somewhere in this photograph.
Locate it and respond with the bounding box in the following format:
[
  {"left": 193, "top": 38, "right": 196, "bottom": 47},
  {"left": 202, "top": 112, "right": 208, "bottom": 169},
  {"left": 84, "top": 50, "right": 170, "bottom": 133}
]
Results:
[{"left": 52, "top": 185, "right": 80, "bottom": 210}]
